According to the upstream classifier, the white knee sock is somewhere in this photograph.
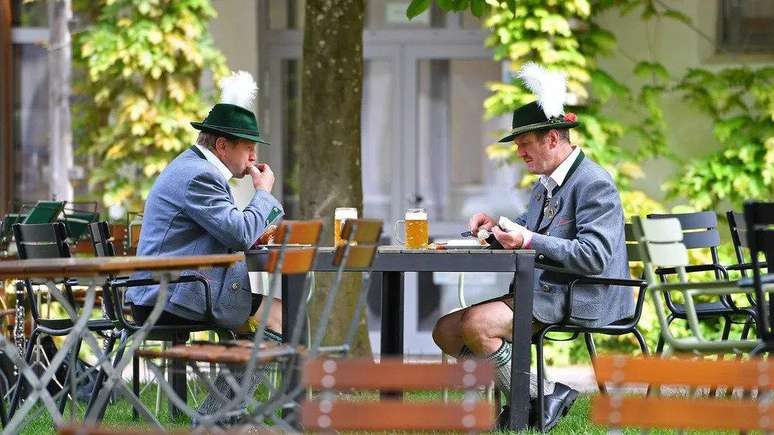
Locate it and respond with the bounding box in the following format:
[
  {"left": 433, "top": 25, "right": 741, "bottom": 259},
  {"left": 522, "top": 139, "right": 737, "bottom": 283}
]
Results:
[{"left": 485, "top": 340, "right": 554, "bottom": 400}]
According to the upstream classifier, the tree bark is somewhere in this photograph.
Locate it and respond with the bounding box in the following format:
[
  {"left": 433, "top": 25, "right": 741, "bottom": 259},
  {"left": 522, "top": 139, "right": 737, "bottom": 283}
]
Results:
[{"left": 298, "top": 0, "right": 368, "bottom": 355}]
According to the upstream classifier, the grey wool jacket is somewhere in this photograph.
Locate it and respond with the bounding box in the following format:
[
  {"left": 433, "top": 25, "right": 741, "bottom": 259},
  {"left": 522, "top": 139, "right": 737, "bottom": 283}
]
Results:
[
  {"left": 512, "top": 151, "right": 634, "bottom": 327},
  {"left": 125, "top": 146, "right": 284, "bottom": 329}
]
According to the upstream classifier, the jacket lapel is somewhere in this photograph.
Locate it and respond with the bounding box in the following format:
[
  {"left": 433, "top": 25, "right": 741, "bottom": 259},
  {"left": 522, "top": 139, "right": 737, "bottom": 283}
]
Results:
[{"left": 526, "top": 187, "right": 547, "bottom": 232}]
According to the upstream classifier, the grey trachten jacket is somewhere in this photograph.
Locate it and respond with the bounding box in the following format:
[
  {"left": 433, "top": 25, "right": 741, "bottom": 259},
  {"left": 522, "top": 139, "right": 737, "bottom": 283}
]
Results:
[
  {"left": 513, "top": 151, "right": 633, "bottom": 327},
  {"left": 125, "top": 146, "right": 283, "bottom": 329}
]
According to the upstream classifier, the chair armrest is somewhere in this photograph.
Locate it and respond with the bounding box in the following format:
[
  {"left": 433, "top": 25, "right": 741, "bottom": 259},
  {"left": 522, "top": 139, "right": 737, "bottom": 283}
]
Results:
[
  {"left": 737, "top": 273, "right": 774, "bottom": 288},
  {"left": 561, "top": 277, "right": 646, "bottom": 324},
  {"left": 656, "top": 263, "right": 729, "bottom": 280},
  {"left": 726, "top": 262, "right": 768, "bottom": 272},
  {"left": 108, "top": 274, "right": 213, "bottom": 328}
]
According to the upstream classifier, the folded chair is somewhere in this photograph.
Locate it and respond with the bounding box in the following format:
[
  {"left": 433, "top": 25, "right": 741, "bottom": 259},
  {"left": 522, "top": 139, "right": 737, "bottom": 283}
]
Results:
[
  {"left": 635, "top": 216, "right": 766, "bottom": 354},
  {"left": 531, "top": 222, "right": 648, "bottom": 432},
  {"left": 84, "top": 221, "right": 235, "bottom": 422}
]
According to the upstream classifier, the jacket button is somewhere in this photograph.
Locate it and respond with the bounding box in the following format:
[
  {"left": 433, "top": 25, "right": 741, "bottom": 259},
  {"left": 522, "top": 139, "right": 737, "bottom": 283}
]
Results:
[
  {"left": 538, "top": 254, "right": 545, "bottom": 260},
  {"left": 542, "top": 284, "right": 550, "bottom": 292},
  {"left": 545, "top": 231, "right": 550, "bottom": 236},
  {"left": 231, "top": 282, "right": 240, "bottom": 291}
]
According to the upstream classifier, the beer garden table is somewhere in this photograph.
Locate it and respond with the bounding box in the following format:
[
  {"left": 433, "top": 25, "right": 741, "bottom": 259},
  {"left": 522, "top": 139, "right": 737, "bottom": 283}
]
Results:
[
  {"left": 246, "top": 246, "right": 536, "bottom": 431},
  {"left": 0, "top": 253, "right": 243, "bottom": 433}
]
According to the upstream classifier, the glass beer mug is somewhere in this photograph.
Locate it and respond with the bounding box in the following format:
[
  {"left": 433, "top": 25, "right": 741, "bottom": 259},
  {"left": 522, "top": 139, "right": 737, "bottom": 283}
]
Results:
[
  {"left": 394, "top": 208, "right": 428, "bottom": 249},
  {"left": 334, "top": 207, "right": 358, "bottom": 246}
]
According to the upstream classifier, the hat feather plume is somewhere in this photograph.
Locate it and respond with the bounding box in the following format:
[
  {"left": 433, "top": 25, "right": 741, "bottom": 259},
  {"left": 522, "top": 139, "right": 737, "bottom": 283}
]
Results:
[
  {"left": 518, "top": 62, "right": 567, "bottom": 119},
  {"left": 220, "top": 70, "right": 258, "bottom": 110}
]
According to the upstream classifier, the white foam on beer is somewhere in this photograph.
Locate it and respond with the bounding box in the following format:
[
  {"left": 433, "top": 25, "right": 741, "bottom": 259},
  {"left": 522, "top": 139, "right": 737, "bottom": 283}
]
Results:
[
  {"left": 406, "top": 211, "right": 427, "bottom": 220},
  {"left": 334, "top": 208, "right": 358, "bottom": 220}
]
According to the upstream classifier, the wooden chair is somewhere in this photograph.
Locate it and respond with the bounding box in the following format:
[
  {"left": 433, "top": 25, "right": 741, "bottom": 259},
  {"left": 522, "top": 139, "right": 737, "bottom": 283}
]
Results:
[
  {"left": 85, "top": 221, "right": 235, "bottom": 421},
  {"left": 648, "top": 211, "right": 757, "bottom": 353},
  {"left": 592, "top": 354, "right": 774, "bottom": 432},
  {"left": 136, "top": 219, "right": 324, "bottom": 428},
  {"left": 301, "top": 357, "right": 495, "bottom": 432},
  {"left": 635, "top": 216, "right": 764, "bottom": 354},
  {"left": 530, "top": 222, "right": 649, "bottom": 431}
]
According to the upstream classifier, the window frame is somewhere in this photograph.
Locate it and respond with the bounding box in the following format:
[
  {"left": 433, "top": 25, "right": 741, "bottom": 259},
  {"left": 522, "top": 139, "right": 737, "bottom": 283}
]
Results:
[{"left": 716, "top": 0, "right": 774, "bottom": 54}]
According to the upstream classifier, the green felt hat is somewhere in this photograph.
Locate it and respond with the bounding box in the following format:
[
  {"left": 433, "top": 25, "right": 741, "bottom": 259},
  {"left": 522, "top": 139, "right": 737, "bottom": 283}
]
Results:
[
  {"left": 191, "top": 103, "right": 269, "bottom": 145},
  {"left": 498, "top": 101, "right": 579, "bottom": 143}
]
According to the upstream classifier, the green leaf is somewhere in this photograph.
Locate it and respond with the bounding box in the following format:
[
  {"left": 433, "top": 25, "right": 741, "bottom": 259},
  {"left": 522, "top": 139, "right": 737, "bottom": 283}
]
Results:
[
  {"left": 470, "top": 0, "right": 485, "bottom": 17},
  {"left": 406, "top": 0, "right": 431, "bottom": 19},
  {"left": 505, "top": 0, "right": 516, "bottom": 13}
]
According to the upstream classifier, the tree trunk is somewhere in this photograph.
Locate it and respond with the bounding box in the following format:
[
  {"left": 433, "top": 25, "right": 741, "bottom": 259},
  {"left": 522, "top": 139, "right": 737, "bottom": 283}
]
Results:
[{"left": 298, "top": 0, "right": 368, "bottom": 356}]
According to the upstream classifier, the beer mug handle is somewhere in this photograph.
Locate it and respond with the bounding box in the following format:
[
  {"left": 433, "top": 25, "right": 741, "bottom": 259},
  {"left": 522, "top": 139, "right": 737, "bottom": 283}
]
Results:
[{"left": 393, "top": 219, "right": 405, "bottom": 245}]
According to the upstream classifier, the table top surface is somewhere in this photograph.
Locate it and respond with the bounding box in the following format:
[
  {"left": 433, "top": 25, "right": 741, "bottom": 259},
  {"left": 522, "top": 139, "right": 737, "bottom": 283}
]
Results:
[
  {"left": 0, "top": 253, "right": 244, "bottom": 279},
  {"left": 246, "top": 246, "right": 535, "bottom": 272}
]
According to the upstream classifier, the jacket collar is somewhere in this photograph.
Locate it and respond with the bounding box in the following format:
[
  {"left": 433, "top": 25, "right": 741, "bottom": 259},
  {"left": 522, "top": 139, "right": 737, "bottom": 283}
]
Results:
[{"left": 192, "top": 145, "right": 233, "bottom": 181}]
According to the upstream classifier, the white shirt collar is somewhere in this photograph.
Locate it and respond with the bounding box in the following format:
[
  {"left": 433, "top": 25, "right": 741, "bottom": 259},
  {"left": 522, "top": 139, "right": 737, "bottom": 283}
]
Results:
[
  {"left": 540, "top": 146, "right": 581, "bottom": 197},
  {"left": 195, "top": 144, "right": 233, "bottom": 181}
]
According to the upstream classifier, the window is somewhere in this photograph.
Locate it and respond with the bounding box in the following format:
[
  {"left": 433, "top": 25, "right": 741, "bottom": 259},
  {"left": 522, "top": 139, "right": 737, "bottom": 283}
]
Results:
[{"left": 718, "top": 0, "right": 774, "bottom": 53}]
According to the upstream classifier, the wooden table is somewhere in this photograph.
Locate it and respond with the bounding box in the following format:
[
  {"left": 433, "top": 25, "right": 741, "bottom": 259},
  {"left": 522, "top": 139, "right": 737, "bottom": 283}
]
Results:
[
  {"left": 246, "top": 246, "right": 536, "bottom": 430},
  {"left": 0, "top": 254, "right": 243, "bottom": 432}
]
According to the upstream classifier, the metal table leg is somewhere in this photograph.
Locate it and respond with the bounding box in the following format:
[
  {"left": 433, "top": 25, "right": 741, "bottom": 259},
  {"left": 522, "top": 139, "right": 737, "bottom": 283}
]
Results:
[
  {"left": 508, "top": 254, "right": 534, "bottom": 430},
  {"left": 380, "top": 271, "right": 403, "bottom": 400}
]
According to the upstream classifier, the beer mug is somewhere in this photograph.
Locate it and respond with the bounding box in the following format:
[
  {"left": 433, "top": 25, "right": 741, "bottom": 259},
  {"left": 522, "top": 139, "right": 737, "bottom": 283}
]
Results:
[
  {"left": 334, "top": 207, "right": 358, "bottom": 246},
  {"left": 394, "top": 208, "right": 428, "bottom": 249}
]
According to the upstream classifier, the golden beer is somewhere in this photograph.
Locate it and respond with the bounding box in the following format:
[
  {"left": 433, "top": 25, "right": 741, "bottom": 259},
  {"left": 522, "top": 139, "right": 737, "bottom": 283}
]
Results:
[
  {"left": 395, "top": 208, "right": 428, "bottom": 249},
  {"left": 334, "top": 207, "right": 358, "bottom": 246}
]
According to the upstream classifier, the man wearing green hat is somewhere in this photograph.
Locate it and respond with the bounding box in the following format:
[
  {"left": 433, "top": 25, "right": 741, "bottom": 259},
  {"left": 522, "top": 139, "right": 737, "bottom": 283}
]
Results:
[
  {"left": 431, "top": 63, "right": 631, "bottom": 431},
  {"left": 126, "top": 71, "right": 284, "bottom": 418}
]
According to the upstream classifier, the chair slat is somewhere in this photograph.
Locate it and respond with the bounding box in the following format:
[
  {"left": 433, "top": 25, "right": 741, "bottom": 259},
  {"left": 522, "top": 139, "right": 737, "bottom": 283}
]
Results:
[
  {"left": 645, "top": 242, "right": 688, "bottom": 267},
  {"left": 274, "top": 220, "right": 323, "bottom": 245},
  {"left": 626, "top": 243, "right": 641, "bottom": 261},
  {"left": 594, "top": 355, "right": 774, "bottom": 388},
  {"left": 303, "top": 358, "right": 493, "bottom": 390},
  {"left": 641, "top": 218, "right": 683, "bottom": 243},
  {"left": 648, "top": 211, "right": 717, "bottom": 230},
  {"left": 341, "top": 218, "right": 383, "bottom": 244},
  {"left": 333, "top": 245, "right": 378, "bottom": 268},
  {"left": 592, "top": 396, "right": 773, "bottom": 431},
  {"left": 265, "top": 248, "right": 316, "bottom": 274},
  {"left": 681, "top": 229, "right": 720, "bottom": 249},
  {"left": 301, "top": 400, "right": 494, "bottom": 431}
]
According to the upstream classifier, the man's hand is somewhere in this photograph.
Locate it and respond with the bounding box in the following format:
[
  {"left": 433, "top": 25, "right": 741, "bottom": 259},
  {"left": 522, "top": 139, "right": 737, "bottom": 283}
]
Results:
[
  {"left": 248, "top": 163, "right": 275, "bottom": 192},
  {"left": 469, "top": 213, "right": 497, "bottom": 234},
  {"left": 492, "top": 225, "right": 524, "bottom": 249}
]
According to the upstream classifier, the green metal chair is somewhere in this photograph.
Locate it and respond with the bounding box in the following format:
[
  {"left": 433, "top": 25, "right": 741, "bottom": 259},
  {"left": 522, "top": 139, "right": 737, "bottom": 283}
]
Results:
[{"left": 635, "top": 216, "right": 766, "bottom": 355}]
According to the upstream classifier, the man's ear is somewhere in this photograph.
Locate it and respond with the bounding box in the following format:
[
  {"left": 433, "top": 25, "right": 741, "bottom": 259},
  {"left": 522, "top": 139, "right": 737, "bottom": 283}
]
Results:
[{"left": 214, "top": 136, "right": 229, "bottom": 157}]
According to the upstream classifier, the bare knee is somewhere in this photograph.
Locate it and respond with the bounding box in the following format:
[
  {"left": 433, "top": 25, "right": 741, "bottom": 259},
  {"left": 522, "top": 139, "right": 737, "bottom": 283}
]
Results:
[
  {"left": 460, "top": 307, "right": 491, "bottom": 348},
  {"left": 460, "top": 304, "right": 510, "bottom": 355},
  {"left": 432, "top": 312, "right": 462, "bottom": 354}
]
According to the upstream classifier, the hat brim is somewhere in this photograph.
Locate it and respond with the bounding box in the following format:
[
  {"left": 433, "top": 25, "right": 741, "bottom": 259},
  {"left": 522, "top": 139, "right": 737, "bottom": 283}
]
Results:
[
  {"left": 498, "top": 121, "right": 579, "bottom": 143},
  {"left": 191, "top": 122, "right": 270, "bottom": 145}
]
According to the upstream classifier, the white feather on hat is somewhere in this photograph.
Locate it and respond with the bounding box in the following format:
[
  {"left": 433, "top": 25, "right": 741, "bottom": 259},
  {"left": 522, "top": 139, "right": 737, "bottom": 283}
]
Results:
[
  {"left": 518, "top": 62, "right": 567, "bottom": 119},
  {"left": 220, "top": 70, "right": 258, "bottom": 111}
]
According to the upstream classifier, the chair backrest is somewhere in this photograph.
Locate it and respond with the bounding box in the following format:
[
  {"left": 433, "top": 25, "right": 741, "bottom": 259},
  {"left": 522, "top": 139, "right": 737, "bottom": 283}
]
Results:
[
  {"left": 332, "top": 218, "right": 383, "bottom": 268},
  {"left": 727, "top": 210, "right": 750, "bottom": 276},
  {"left": 13, "top": 222, "right": 72, "bottom": 260},
  {"left": 89, "top": 221, "right": 116, "bottom": 258},
  {"left": 301, "top": 357, "right": 495, "bottom": 432},
  {"left": 264, "top": 220, "right": 323, "bottom": 274},
  {"left": 592, "top": 355, "right": 774, "bottom": 432},
  {"left": 647, "top": 211, "right": 722, "bottom": 278},
  {"left": 635, "top": 217, "right": 689, "bottom": 281},
  {"left": 624, "top": 222, "right": 643, "bottom": 262},
  {"left": 22, "top": 200, "right": 65, "bottom": 225},
  {"left": 61, "top": 206, "right": 100, "bottom": 241}
]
